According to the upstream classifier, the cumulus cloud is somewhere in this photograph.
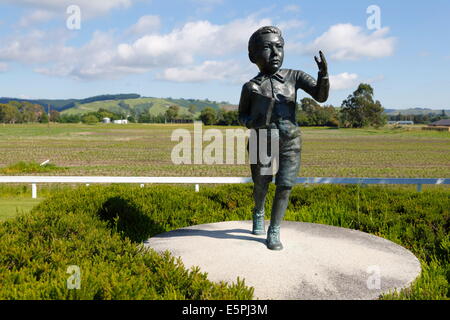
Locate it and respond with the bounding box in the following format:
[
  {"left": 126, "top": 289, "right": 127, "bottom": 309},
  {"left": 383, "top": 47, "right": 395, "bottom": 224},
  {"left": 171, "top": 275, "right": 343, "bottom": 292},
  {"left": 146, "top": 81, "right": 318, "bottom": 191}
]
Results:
[
  {"left": 276, "top": 19, "right": 305, "bottom": 32},
  {"left": 18, "top": 9, "right": 56, "bottom": 27},
  {"left": 34, "top": 31, "right": 137, "bottom": 79},
  {"left": 115, "top": 16, "right": 271, "bottom": 71},
  {"left": 0, "top": 15, "right": 271, "bottom": 81},
  {"left": 0, "top": 29, "right": 73, "bottom": 64},
  {"left": 157, "top": 60, "right": 253, "bottom": 84},
  {"left": 127, "top": 15, "right": 161, "bottom": 35},
  {"left": 306, "top": 23, "right": 396, "bottom": 60},
  {"left": 330, "top": 72, "right": 359, "bottom": 90}
]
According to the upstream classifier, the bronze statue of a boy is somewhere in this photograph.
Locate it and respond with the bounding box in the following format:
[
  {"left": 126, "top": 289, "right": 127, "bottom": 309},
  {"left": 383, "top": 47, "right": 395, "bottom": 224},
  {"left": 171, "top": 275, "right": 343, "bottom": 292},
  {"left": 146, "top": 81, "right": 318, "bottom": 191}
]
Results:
[{"left": 238, "top": 26, "right": 329, "bottom": 250}]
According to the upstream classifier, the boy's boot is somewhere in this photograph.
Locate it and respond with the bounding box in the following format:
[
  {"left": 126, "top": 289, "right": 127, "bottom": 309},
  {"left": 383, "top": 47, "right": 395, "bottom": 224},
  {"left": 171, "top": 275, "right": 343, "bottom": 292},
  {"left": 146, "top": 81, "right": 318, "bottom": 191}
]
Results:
[
  {"left": 252, "top": 208, "right": 265, "bottom": 235},
  {"left": 266, "top": 186, "right": 292, "bottom": 250}
]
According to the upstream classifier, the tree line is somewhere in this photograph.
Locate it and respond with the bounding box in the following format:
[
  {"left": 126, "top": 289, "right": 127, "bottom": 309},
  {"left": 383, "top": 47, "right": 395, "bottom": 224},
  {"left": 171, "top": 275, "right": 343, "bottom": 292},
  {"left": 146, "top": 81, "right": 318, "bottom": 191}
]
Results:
[
  {"left": 166, "top": 83, "right": 390, "bottom": 128},
  {"left": 2, "top": 84, "right": 448, "bottom": 127},
  {"left": 199, "top": 83, "right": 390, "bottom": 128},
  {"left": 386, "top": 111, "right": 447, "bottom": 124},
  {"left": 0, "top": 101, "right": 50, "bottom": 124}
]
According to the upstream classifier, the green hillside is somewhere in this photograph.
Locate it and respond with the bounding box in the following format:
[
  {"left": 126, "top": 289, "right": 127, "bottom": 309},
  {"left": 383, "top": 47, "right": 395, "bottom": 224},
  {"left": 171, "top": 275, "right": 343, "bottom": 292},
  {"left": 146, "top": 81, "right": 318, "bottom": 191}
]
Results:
[
  {"left": 62, "top": 98, "right": 177, "bottom": 117},
  {"left": 61, "top": 96, "right": 225, "bottom": 117}
]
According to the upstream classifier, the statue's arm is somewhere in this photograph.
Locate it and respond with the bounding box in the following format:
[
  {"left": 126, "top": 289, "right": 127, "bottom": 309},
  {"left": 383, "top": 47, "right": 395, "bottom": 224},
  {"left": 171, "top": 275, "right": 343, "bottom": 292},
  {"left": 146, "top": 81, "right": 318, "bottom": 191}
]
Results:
[
  {"left": 238, "top": 83, "right": 253, "bottom": 128},
  {"left": 295, "top": 70, "right": 329, "bottom": 103},
  {"left": 296, "top": 51, "right": 329, "bottom": 103}
]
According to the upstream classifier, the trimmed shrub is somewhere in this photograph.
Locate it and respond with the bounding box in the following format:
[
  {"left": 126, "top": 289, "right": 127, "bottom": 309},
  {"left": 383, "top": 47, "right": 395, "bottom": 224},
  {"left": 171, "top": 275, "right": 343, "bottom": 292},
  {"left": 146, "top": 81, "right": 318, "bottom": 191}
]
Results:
[
  {"left": 0, "top": 184, "right": 448, "bottom": 299},
  {"left": 0, "top": 185, "right": 254, "bottom": 300}
]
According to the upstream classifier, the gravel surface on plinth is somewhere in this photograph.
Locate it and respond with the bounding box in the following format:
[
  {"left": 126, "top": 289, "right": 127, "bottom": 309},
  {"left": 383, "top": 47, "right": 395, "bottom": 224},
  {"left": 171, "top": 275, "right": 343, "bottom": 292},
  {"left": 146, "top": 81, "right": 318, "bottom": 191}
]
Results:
[{"left": 145, "top": 221, "right": 421, "bottom": 300}]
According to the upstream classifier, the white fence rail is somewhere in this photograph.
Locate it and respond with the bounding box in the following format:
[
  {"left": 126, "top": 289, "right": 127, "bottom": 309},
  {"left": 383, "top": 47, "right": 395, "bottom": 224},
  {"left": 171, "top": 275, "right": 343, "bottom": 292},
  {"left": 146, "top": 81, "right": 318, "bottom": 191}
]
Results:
[{"left": 0, "top": 176, "right": 449, "bottom": 199}]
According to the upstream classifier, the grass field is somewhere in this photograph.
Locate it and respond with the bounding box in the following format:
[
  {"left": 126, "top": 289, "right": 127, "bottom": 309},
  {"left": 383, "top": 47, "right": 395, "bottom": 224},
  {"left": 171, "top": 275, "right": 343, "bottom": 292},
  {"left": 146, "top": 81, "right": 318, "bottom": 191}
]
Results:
[
  {"left": 0, "top": 123, "right": 449, "bottom": 178},
  {"left": 0, "top": 198, "right": 41, "bottom": 221},
  {"left": 0, "top": 123, "right": 448, "bottom": 300}
]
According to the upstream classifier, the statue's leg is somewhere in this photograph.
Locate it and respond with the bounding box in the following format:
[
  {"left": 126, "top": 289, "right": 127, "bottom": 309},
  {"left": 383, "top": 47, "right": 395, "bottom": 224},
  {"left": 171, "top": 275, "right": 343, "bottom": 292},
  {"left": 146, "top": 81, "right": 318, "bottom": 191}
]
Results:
[
  {"left": 252, "top": 182, "right": 269, "bottom": 235},
  {"left": 266, "top": 185, "right": 292, "bottom": 250}
]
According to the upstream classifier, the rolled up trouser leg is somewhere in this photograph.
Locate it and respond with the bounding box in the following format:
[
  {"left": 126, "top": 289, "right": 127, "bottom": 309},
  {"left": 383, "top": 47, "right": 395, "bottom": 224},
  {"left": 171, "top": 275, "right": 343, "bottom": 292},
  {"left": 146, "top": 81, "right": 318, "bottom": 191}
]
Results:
[
  {"left": 267, "top": 185, "right": 292, "bottom": 250},
  {"left": 252, "top": 182, "right": 269, "bottom": 235}
]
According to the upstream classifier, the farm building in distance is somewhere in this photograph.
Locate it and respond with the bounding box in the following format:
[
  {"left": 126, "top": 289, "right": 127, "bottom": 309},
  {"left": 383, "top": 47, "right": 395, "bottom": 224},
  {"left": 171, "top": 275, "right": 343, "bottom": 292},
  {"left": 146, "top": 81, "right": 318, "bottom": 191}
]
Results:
[
  {"left": 423, "top": 119, "right": 450, "bottom": 132},
  {"left": 429, "top": 119, "right": 450, "bottom": 127},
  {"left": 113, "top": 119, "right": 128, "bottom": 124},
  {"left": 388, "top": 121, "right": 414, "bottom": 125}
]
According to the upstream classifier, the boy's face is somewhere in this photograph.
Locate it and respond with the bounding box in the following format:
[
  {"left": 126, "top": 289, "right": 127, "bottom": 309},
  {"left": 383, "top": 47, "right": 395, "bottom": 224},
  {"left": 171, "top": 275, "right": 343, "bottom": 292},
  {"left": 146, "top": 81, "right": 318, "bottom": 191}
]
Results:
[{"left": 253, "top": 33, "right": 284, "bottom": 75}]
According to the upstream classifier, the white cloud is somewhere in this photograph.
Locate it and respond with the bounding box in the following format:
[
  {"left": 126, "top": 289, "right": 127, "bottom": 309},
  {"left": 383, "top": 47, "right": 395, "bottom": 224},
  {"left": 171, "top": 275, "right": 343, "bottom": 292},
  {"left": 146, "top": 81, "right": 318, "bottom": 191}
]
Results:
[
  {"left": 330, "top": 72, "right": 359, "bottom": 90},
  {"left": 0, "top": 29, "right": 73, "bottom": 64},
  {"left": 0, "top": 0, "right": 133, "bottom": 18},
  {"left": 276, "top": 19, "right": 304, "bottom": 32},
  {"left": 157, "top": 60, "right": 252, "bottom": 84},
  {"left": 127, "top": 15, "right": 161, "bottom": 35},
  {"left": 18, "top": 9, "right": 55, "bottom": 27},
  {"left": 306, "top": 24, "right": 396, "bottom": 60},
  {"left": 0, "top": 15, "right": 271, "bottom": 81},
  {"left": 115, "top": 16, "right": 271, "bottom": 70}
]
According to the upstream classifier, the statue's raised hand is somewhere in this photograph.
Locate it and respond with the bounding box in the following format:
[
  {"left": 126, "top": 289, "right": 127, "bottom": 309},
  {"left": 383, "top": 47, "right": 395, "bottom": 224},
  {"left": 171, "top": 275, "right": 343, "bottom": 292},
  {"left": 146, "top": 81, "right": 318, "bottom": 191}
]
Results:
[{"left": 314, "top": 51, "right": 328, "bottom": 76}]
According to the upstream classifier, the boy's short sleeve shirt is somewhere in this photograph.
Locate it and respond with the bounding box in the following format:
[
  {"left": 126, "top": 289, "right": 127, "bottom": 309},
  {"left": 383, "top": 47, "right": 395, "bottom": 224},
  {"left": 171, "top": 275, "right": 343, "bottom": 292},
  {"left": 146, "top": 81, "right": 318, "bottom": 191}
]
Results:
[
  {"left": 239, "top": 68, "right": 329, "bottom": 127},
  {"left": 249, "top": 69, "right": 320, "bottom": 102}
]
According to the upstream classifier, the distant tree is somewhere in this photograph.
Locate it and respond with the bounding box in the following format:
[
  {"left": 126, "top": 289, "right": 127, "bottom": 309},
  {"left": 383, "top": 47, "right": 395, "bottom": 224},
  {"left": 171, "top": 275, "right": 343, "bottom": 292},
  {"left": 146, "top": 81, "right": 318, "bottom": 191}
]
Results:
[
  {"left": 218, "top": 110, "right": 238, "bottom": 126},
  {"left": 340, "top": 83, "right": 386, "bottom": 128},
  {"left": 81, "top": 114, "right": 99, "bottom": 124},
  {"left": 39, "top": 112, "right": 49, "bottom": 123},
  {"left": 165, "top": 105, "right": 180, "bottom": 122},
  {"left": 0, "top": 103, "right": 21, "bottom": 124},
  {"left": 138, "top": 113, "right": 151, "bottom": 123},
  {"left": 59, "top": 114, "right": 81, "bottom": 123},
  {"left": 297, "top": 98, "right": 338, "bottom": 126},
  {"left": 322, "top": 105, "right": 339, "bottom": 127},
  {"left": 50, "top": 110, "right": 60, "bottom": 122},
  {"left": 96, "top": 108, "right": 122, "bottom": 121},
  {"left": 200, "top": 107, "right": 217, "bottom": 125},
  {"left": 18, "top": 102, "right": 44, "bottom": 123},
  {"left": 296, "top": 110, "right": 310, "bottom": 126}
]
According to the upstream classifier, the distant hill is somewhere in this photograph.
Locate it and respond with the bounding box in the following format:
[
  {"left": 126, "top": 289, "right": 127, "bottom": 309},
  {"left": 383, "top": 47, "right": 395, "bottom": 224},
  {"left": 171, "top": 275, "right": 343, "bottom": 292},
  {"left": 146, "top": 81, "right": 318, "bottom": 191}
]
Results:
[
  {"left": 0, "top": 94, "right": 141, "bottom": 112},
  {"left": 62, "top": 97, "right": 185, "bottom": 117},
  {"left": 60, "top": 96, "right": 231, "bottom": 118},
  {"left": 0, "top": 94, "right": 235, "bottom": 118},
  {"left": 384, "top": 108, "right": 449, "bottom": 116},
  {"left": 6, "top": 93, "right": 445, "bottom": 118}
]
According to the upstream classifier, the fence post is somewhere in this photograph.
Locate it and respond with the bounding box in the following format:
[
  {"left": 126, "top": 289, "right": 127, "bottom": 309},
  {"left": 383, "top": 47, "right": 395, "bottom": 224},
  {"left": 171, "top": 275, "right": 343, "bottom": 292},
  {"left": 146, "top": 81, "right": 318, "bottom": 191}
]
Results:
[
  {"left": 195, "top": 184, "right": 200, "bottom": 192},
  {"left": 417, "top": 184, "right": 422, "bottom": 192},
  {"left": 32, "top": 183, "right": 37, "bottom": 199}
]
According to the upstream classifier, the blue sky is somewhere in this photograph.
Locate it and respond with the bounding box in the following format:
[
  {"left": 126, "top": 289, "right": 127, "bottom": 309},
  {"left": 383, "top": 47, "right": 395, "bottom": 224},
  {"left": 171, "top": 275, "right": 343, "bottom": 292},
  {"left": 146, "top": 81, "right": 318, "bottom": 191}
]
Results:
[{"left": 0, "top": 0, "right": 449, "bottom": 109}]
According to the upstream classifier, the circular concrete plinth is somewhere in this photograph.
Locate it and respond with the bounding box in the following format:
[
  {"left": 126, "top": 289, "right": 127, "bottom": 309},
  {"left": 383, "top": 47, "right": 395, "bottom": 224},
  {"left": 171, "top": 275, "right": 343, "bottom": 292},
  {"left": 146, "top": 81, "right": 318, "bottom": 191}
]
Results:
[{"left": 144, "top": 221, "right": 421, "bottom": 300}]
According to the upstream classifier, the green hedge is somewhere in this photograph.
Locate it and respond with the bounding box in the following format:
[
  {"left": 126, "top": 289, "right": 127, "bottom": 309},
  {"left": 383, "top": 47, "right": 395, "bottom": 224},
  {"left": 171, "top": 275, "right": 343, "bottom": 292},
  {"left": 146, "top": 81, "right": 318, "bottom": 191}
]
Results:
[{"left": 0, "top": 184, "right": 449, "bottom": 299}]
